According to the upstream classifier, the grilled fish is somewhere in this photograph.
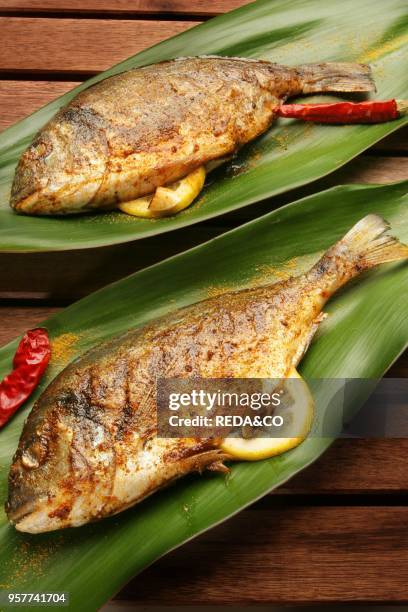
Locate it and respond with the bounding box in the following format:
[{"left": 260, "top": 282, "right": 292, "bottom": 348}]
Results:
[
  {"left": 10, "top": 56, "right": 375, "bottom": 215},
  {"left": 6, "top": 214, "right": 407, "bottom": 533}
]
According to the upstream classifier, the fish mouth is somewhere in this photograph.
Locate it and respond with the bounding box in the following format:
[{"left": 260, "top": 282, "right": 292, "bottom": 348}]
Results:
[
  {"left": 12, "top": 177, "right": 106, "bottom": 216},
  {"left": 11, "top": 191, "right": 42, "bottom": 214},
  {"left": 6, "top": 495, "right": 56, "bottom": 534},
  {"left": 11, "top": 189, "right": 84, "bottom": 216},
  {"left": 6, "top": 473, "right": 48, "bottom": 531},
  {"left": 6, "top": 496, "right": 40, "bottom": 527}
]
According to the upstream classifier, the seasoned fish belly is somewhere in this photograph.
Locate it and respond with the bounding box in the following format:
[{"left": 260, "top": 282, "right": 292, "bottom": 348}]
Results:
[
  {"left": 6, "top": 214, "right": 407, "bottom": 533},
  {"left": 10, "top": 56, "right": 374, "bottom": 215}
]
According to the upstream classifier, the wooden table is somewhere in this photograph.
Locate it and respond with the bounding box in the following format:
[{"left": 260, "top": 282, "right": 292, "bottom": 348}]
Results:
[{"left": 0, "top": 1, "right": 407, "bottom": 606}]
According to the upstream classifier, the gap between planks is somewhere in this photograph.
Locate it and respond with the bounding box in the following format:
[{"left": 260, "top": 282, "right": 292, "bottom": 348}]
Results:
[{"left": 0, "top": 0, "right": 249, "bottom": 18}]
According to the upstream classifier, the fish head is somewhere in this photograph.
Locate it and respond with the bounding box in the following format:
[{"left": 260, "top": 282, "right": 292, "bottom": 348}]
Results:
[
  {"left": 6, "top": 387, "right": 115, "bottom": 533},
  {"left": 10, "top": 106, "right": 108, "bottom": 215}
]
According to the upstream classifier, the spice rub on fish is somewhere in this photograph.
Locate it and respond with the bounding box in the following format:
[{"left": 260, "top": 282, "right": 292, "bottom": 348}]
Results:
[
  {"left": 6, "top": 214, "right": 408, "bottom": 533},
  {"left": 10, "top": 56, "right": 375, "bottom": 216}
]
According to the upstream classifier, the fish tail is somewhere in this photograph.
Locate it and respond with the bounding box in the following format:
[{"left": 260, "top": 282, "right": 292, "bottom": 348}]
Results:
[
  {"left": 308, "top": 215, "right": 408, "bottom": 291},
  {"left": 299, "top": 62, "right": 376, "bottom": 94},
  {"left": 339, "top": 214, "right": 408, "bottom": 268}
]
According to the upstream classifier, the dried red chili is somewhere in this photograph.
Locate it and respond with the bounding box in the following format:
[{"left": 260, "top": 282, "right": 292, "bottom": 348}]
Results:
[
  {"left": 278, "top": 99, "right": 407, "bottom": 123},
  {"left": 0, "top": 328, "right": 51, "bottom": 428}
]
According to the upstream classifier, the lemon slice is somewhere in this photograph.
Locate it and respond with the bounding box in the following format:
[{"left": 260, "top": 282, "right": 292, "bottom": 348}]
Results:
[
  {"left": 220, "top": 369, "right": 314, "bottom": 461},
  {"left": 118, "top": 166, "right": 206, "bottom": 218},
  {"left": 118, "top": 196, "right": 154, "bottom": 218}
]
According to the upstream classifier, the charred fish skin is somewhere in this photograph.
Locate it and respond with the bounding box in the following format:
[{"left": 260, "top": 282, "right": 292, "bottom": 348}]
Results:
[
  {"left": 6, "top": 214, "right": 407, "bottom": 533},
  {"left": 10, "top": 56, "right": 374, "bottom": 215}
]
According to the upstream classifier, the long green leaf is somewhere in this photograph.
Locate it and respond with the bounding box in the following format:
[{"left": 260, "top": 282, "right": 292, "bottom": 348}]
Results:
[
  {"left": 0, "top": 0, "right": 407, "bottom": 251},
  {"left": 0, "top": 180, "right": 407, "bottom": 611}
]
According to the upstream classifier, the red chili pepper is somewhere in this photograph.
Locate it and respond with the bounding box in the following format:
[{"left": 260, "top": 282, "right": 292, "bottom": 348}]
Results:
[
  {"left": 0, "top": 328, "right": 51, "bottom": 428},
  {"left": 278, "top": 99, "right": 407, "bottom": 123}
]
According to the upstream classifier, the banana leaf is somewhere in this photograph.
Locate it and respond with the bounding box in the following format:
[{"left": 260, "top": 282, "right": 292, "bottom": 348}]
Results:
[
  {"left": 0, "top": 0, "right": 407, "bottom": 252},
  {"left": 0, "top": 180, "right": 407, "bottom": 611}
]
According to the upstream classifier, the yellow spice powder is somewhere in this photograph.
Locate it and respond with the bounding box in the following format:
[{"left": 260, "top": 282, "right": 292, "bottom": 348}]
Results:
[{"left": 50, "top": 332, "right": 81, "bottom": 366}]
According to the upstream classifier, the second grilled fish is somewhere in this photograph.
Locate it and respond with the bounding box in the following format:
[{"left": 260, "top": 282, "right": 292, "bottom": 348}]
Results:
[
  {"left": 10, "top": 56, "right": 375, "bottom": 215},
  {"left": 6, "top": 214, "right": 407, "bottom": 532}
]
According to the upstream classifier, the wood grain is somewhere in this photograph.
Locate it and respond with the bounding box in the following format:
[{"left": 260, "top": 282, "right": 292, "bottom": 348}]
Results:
[
  {"left": 0, "top": 80, "right": 76, "bottom": 131},
  {"left": 325, "top": 155, "right": 408, "bottom": 184},
  {"left": 284, "top": 437, "right": 408, "bottom": 494},
  {"left": 0, "top": 305, "right": 60, "bottom": 345},
  {"left": 0, "top": 0, "right": 249, "bottom": 17},
  {"left": 118, "top": 506, "right": 408, "bottom": 604},
  {"left": 0, "top": 17, "right": 197, "bottom": 75}
]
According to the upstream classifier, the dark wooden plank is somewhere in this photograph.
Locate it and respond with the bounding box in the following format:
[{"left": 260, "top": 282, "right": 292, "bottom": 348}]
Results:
[
  {"left": 374, "top": 127, "right": 408, "bottom": 153},
  {"left": 118, "top": 506, "right": 408, "bottom": 604},
  {"left": 0, "top": 17, "right": 198, "bottom": 75},
  {"left": 283, "top": 437, "right": 408, "bottom": 494},
  {"left": 0, "top": 0, "right": 249, "bottom": 17},
  {"left": 0, "top": 80, "right": 76, "bottom": 131},
  {"left": 321, "top": 155, "right": 408, "bottom": 184},
  {"left": 0, "top": 305, "right": 60, "bottom": 345},
  {"left": 387, "top": 357, "right": 408, "bottom": 379}
]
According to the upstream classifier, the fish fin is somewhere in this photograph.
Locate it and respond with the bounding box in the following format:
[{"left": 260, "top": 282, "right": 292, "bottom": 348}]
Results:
[
  {"left": 299, "top": 62, "right": 376, "bottom": 94},
  {"left": 340, "top": 214, "right": 408, "bottom": 268},
  {"left": 291, "top": 312, "right": 328, "bottom": 368},
  {"left": 206, "top": 460, "right": 230, "bottom": 473}
]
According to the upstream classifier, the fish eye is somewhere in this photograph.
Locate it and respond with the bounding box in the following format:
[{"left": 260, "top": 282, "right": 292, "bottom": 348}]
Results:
[{"left": 32, "top": 140, "right": 53, "bottom": 161}]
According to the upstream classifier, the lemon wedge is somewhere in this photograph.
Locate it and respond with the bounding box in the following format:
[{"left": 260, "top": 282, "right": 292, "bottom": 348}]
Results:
[
  {"left": 118, "top": 166, "right": 206, "bottom": 218},
  {"left": 220, "top": 369, "right": 314, "bottom": 461},
  {"left": 118, "top": 196, "right": 155, "bottom": 218}
]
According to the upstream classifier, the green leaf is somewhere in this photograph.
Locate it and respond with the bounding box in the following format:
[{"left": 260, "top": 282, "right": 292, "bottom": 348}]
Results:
[
  {"left": 0, "top": 180, "right": 407, "bottom": 611},
  {"left": 0, "top": 0, "right": 407, "bottom": 251}
]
